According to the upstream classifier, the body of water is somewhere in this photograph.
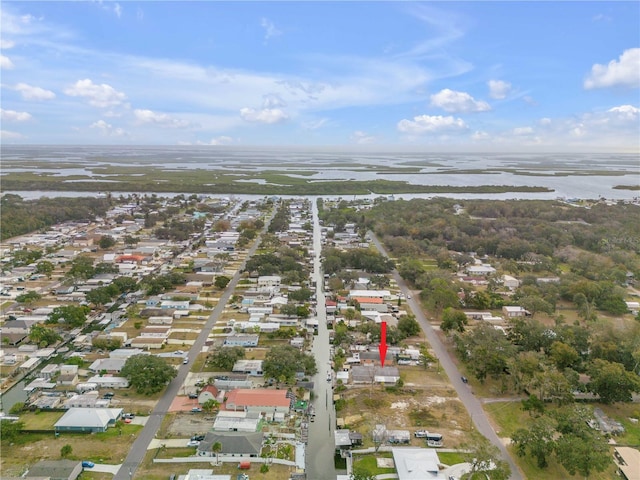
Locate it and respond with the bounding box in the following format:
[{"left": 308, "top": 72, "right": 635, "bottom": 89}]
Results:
[{"left": 1, "top": 145, "right": 639, "bottom": 200}]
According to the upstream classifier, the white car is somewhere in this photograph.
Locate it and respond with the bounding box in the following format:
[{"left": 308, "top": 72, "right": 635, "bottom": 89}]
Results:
[{"left": 187, "top": 440, "right": 200, "bottom": 447}]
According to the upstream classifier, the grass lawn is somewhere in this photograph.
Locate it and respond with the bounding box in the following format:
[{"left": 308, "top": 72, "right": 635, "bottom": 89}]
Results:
[
  {"left": 20, "top": 411, "right": 65, "bottom": 430},
  {"left": 1, "top": 424, "right": 142, "bottom": 476},
  {"left": 352, "top": 454, "right": 395, "bottom": 476},
  {"left": 438, "top": 451, "right": 468, "bottom": 466}
]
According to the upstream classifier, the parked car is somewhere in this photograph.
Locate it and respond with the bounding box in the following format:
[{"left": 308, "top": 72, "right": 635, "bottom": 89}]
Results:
[
  {"left": 191, "top": 407, "right": 202, "bottom": 413},
  {"left": 187, "top": 440, "right": 200, "bottom": 447},
  {"left": 188, "top": 393, "right": 198, "bottom": 399},
  {"left": 414, "top": 430, "right": 428, "bottom": 438},
  {"left": 191, "top": 434, "right": 205, "bottom": 441},
  {"left": 461, "top": 376, "right": 468, "bottom": 384},
  {"left": 82, "top": 461, "right": 95, "bottom": 468}
]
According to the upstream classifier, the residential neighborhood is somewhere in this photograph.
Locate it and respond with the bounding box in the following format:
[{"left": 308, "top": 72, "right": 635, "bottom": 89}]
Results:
[{"left": 1, "top": 195, "right": 639, "bottom": 480}]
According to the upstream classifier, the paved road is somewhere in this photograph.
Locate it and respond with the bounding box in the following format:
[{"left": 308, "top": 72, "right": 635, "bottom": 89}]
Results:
[
  {"left": 305, "top": 199, "right": 338, "bottom": 480},
  {"left": 113, "top": 212, "right": 272, "bottom": 480},
  {"left": 367, "top": 232, "right": 524, "bottom": 480}
]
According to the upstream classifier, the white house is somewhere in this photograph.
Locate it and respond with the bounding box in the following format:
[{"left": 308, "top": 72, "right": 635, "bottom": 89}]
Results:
[
  {"left": 502, "top": 306, "right": 530, "bottom": 318},
  {"left": 86, "top": 375, "right": 129, "bottom": 388},
  {"left": 232, "top": 359, "right": 263, "bottom": 376},
  {"left": 257, "top": 276, "right": 281, "bottom": 288}
]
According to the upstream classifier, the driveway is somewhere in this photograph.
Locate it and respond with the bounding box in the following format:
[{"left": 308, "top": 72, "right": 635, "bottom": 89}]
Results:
[{"left": 91, "top": 463, "right": 122, "bottom": 474}]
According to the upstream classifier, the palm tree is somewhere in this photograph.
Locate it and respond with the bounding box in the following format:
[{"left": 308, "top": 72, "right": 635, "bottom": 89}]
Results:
[{"left": 212, "top": 441, "right": 222, "bottom": 466}]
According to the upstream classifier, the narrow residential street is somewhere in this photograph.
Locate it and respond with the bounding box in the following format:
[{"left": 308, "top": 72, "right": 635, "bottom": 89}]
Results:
[
  {"left": 113, "top": 213, "right": 272, "bottom": 480},
  {"left": 305, "top": 198, "right": 338, "bottom": 479},
  {"left": 367, "top": 231, "right": 524, "bottom": 480}
]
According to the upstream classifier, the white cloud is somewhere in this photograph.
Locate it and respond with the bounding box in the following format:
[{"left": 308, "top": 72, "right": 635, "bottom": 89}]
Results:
[
  {"left": 15, "top": 83, "right": 56, "bottom": 100},
  {"left": 1, "top": 130, "right": 26, "bottom": 140},
  {"left": 350, "top": 131, "right": 376, "bottom": 144},
  {"left": 64, "top": 79, "right": 127, "bottom": 108},
  {"left": 114, "top": 3, "right": 122, "bottom": 18},
  {"left": 90, "top": 119, "right": 126, "bottom": 137},
  {"left": 1, "top": 39, "right": 15, "bottom": 49},
  {"left": 488, "top": 80, "right": 512, "bottom": 99},
  {"left": 1, "top": 109, "right": 32, "bottom": 122},
  {"left": 523, "top": 95, "right": 537, "bottom": 106},
  {"left": 512, "top": 127, "right": 534, "bottom": 135},
  {"left": 240, "top": 107, "right": 288, "bottom": 124},
  {"left": 430, "top": 89, "right": 490, "bottom": 113},
  {"left": 397, "top": 114, "right": 467, "bottom": 134},
  {"left": 260, "top": 18, "right": 282, "bottom": 41},
  {"left": 133, "top": 109, "right": 189, "bottom": 128},
  {"left": 539, "top": 117, "right": 552, "bottom": 126},
  {"left": 607, "top": 104, "right": 639, "bottom": 120},
  {"left": 584, "top": 48, "right": 640, "bottom": 89},
  {"left": 1, "top": 54, "right": 14, "bottom": 69}
]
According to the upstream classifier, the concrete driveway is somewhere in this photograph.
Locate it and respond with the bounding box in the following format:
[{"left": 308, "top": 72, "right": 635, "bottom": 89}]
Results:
[{"left": 91, "top": 463, "right": 122, "bottom": 474}]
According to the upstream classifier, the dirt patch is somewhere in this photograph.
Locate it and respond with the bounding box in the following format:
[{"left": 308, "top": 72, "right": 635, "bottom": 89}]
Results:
[{"left": 166, "top": 412, "right": 216, "bottom": 438}]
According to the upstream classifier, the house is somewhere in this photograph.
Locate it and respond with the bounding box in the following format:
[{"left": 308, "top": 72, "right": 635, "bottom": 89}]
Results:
[
  {"left": 502, "top": 274, "right": 520, "bottom": 290},
  {"left": 88, "top": 358, "right": 126, "bottom": 374},
  {"left": 335, "top": 429, "right": 353, "bottom": 452},
  {"left": 140, "top": 326, "right": 171, "bottom": 338},
  {"left": 257, "top": 275, "right": 281, "bottom": 288},
  {"left": 198, "top": 385, "right": 221, "bottom": 405},
  {"left": 64, "top": 392, "right": 111, "bottom": 409},
  {"left": 290, "top": 337, "right": 305, "bottom": 348},
  {"left": 146, "top": 296, "right": 161, "bottom": 307},
  {"left": 130, "top": 336, "right": 166, "bottom": 349},
  {"left": 86, "top": 375, "right": 129, "bottom": 388},
  {"left": 25, "top": 459, "right": 83, "bottom": 480},
  {"left": 54, "top": 407, "right": 122, "bottom": 433},
  {"left": 614, "top": 446, "right": 640, "bottom": 480},
  {"left": 625, "top": 301, "right": 640, "bottom": 315},
  {"left": 40, "top": 363, "right": 59, "bottom": 379},
  {"left": 148, "top": 316, "right": 174, "bottom": 325},
  {"left": 160, "top": 300, "right": 190, "bottom": 310},
  {"left": 502, "top": 306, "right": 530, "bottom": 318},
  {"left": 466, "top": 264, "right": 496, "bottom": 276},
  {"left": 197, "top": 431, "right": 263, "bottom": 457},
  {"left": 351, "top": 366, "right": 400, "bottom": 385},
  {"left": 224, "top": 388, "right": 291, "bottom": 416},
  {"left": 110, "top": 348, "right": 147, "bottom": 359},
  {"left": 57, "top": 365, "right": 79, "bottom": 386},
  {"left": 232, "top": 360, "right": 263, "bottom": 376},
  {"left": 213, "top": 411, "right": 261, "bottom": 432},
  {"left": 223, "top": 334, "right": 259, "bottom": 347},
  {"left": 391, "top": 447, "right": 445, "bottom": 480}
]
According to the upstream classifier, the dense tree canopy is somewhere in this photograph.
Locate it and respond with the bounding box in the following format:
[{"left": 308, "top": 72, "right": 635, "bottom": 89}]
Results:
[
  {"left": 207, "top": 346, "right": 245, "bottom": 371},
  {"left": 0, "top": 194, "right": 110, "bottom": 241},
  {"left": 263, "top": 345, "right": 317, "bottom": 384},
  {"left": 45, "top": 305, "right": 90, "bottom": 329},
  {"left": 121, "top": 355, "right": 177, "bottom": 395}
]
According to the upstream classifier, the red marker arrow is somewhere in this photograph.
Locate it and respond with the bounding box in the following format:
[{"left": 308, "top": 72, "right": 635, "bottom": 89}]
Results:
[{"left": 379, "top": 321, "right": 388, "bottom": 367}]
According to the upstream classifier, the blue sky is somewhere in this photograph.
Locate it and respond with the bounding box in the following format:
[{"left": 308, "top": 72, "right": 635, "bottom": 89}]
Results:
[{"left": 1, "top": 1, "right": 639, "bottom": 151}]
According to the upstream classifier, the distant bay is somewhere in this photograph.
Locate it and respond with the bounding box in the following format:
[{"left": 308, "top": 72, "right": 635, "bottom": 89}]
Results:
[{"left": 1, "top": 145, "right": 638, "bottom": 200}]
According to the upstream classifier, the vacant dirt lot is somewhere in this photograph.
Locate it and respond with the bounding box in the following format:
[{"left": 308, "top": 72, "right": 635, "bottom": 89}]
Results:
[{"left": 336, "top": 364, "right": 471, "bottom": 449}]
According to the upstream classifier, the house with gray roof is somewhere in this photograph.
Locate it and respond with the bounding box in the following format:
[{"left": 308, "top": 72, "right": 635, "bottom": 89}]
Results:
[
  {"left": 197, "top": 431, "right": 263, "bottom": 457},
  {"left": 26, "top": 459, "right": 82, "bottom": 480},
  {"left": 54, "top": 407, "right": 122, "bottom": 433}
]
